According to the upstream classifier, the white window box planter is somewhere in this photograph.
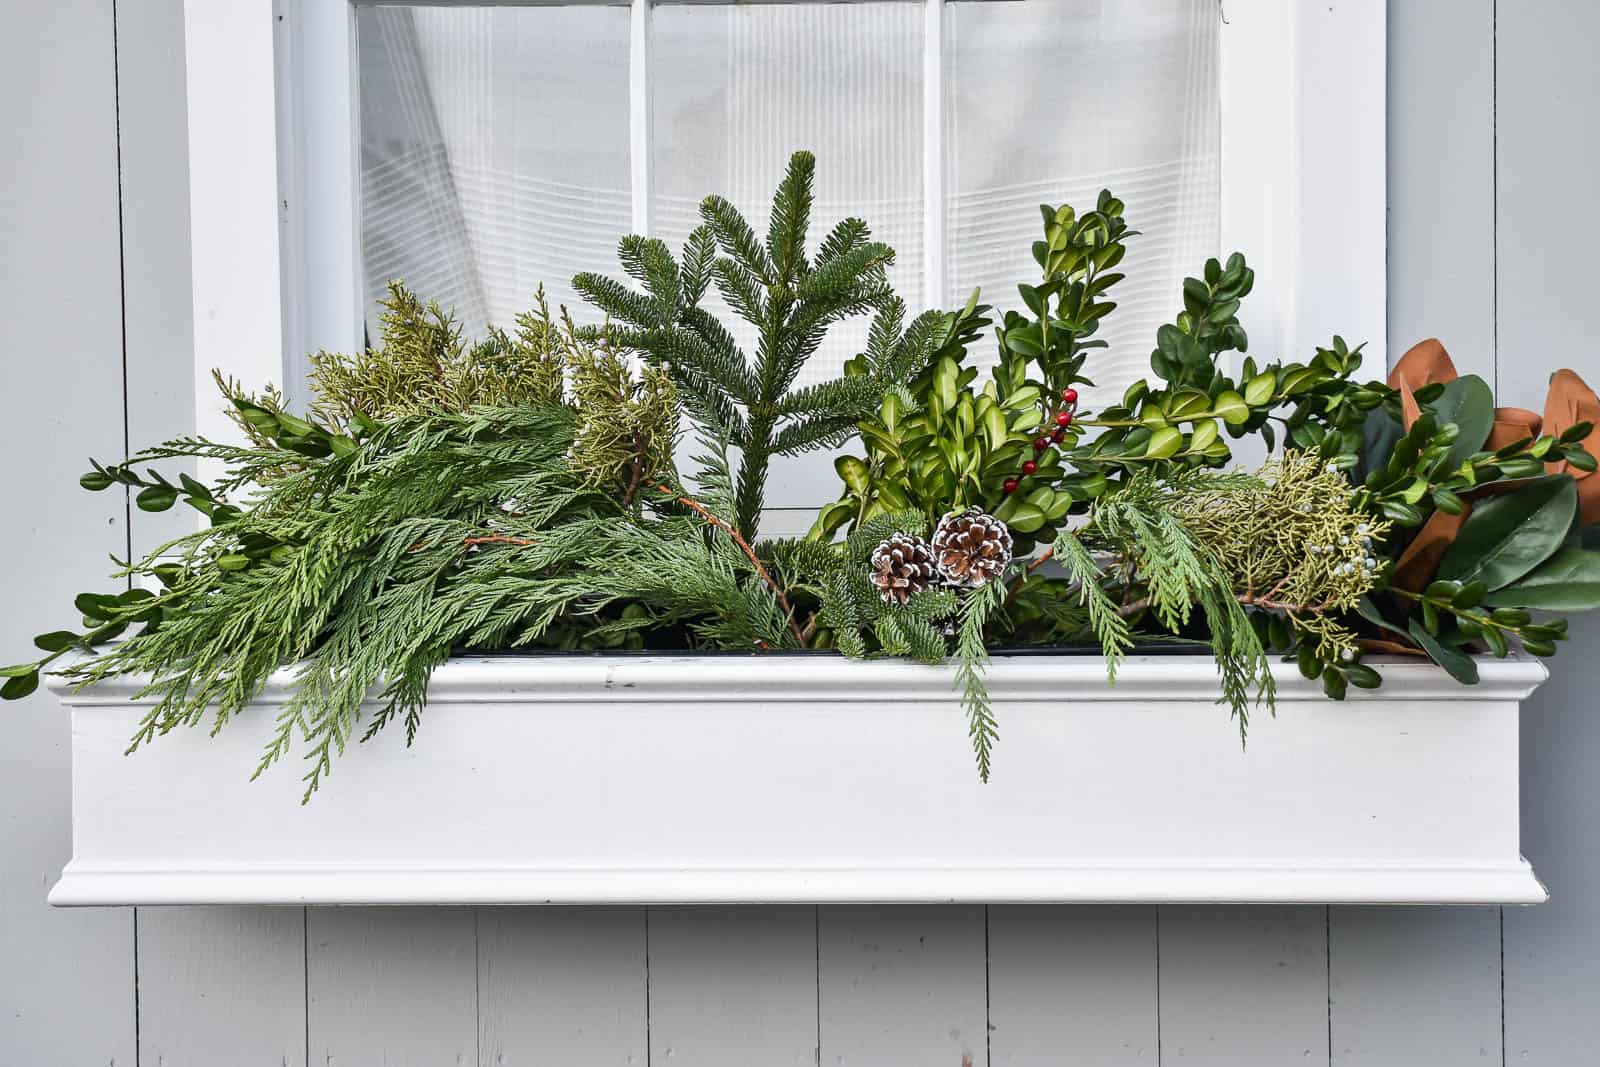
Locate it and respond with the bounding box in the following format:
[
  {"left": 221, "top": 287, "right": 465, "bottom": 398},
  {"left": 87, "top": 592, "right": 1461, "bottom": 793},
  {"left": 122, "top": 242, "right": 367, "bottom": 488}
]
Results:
[{"left": 49, "top": 654, "right": 1547, "bottom": 907}]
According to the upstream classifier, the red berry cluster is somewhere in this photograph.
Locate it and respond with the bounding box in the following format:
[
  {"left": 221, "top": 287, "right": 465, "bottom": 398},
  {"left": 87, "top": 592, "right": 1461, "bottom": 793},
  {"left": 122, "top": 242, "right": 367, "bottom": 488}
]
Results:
[{"left": 1004, "top": 388, "right": 1078, "bottom": 494}]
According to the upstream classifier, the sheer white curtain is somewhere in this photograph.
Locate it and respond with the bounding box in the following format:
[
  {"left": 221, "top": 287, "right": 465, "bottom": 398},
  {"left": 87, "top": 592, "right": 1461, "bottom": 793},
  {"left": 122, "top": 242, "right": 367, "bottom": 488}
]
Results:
[
  {"left": 354, "top": 0, "right": 1219, "bottom": 437},
  {"left": 652, "top": 2, "right": 925, "bottom": 385},
  {"left": 358, "top": 4, "right": 631, "bottom": 338},
  {"left": 945, "top": 0, "right": 1221, "bottom": 397}
]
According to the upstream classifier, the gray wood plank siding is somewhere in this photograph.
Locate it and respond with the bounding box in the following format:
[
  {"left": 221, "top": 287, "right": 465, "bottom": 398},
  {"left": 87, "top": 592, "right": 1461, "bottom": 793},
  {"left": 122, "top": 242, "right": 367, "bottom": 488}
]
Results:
[{"left": 4, "top": 2, "right": 1599, "bottom": 1064}]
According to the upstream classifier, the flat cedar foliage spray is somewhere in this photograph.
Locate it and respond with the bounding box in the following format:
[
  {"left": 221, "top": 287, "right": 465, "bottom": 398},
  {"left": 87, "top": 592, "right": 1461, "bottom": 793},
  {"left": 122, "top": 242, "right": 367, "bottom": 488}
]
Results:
[{"left": 5, "top": 151, "right": 1600, "bottom": 797}]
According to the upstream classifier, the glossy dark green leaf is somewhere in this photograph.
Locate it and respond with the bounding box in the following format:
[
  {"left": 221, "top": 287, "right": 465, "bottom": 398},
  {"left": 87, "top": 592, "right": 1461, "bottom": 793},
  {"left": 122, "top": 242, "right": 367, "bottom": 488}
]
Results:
[
  {"left": 1422, "top": 374, "right": 1494, "bottom": 472},
  {"left": 78, "top": 471, "right": 114, "bottom": 492},
  {"left": 1408, "top": 619, "right": 1480, "bottom": 684},
  {"left": 1296, "top": 645, "right": 1322, "bottom": 679},
  {"left": 1355, "top": 597, "right": 1411, "bottom": 640},
  {"left": 136, "top": 485, "right": 179, "bottom": 512},
  {"left": 73, "top": 592, "right": 118, "bottom": 621},
  {"left": 1481, "top": 547, "right": 1600, "bottom": 610},
  {"left": 1, "top": 671, "right": 39, "bottom": 701},
  {"left": 1354, "top": 410, "right": 1403, "bottom": 484},
  {"left": 1437, "top": 475, "right": 1577, "bottom": 590},
  {"left": 1344, "top": 662, "right": 1383, "bottom": 689},
  {"left": 32, "top": 631, "right": 79, "bottom": 653},
  {"left": 178, "top": 473, "right": 213, "bottom": 501}
]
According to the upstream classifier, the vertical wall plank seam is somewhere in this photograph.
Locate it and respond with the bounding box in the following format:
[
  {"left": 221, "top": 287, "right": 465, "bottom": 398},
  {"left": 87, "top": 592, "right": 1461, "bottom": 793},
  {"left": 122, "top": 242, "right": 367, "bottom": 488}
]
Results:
[
  {"left": 1492, "top": 5, "right": 1506, "bottom": 1061},
  {"left": 814, "top": 905, "right": 822, "bottom": 1067},
  {"left": 110, "top": 0, "right": 132, "bottom": 569},
  {"left": 473, "top": 907, "right": 482, "bottom": 1067},
  {"left": 1324, "top": 906, "right": 1332, "bottom": 1066},
  {"left": 1491, "top": 0, "right": 1499, "bottom": 398},
  {"left": 1154, "top": 906, "right": 1163, "bottom": 1066},
  {"left": 110, "top": 4, "right": 139, "bottom": 1059},
  {"left": 644, "top": 907, "right": 653, "bottom": 1067},
  {"left": 982, "top": 905, "right": 992, "bottom": 1067},
  {"left": 1499, "top": 907, "right": 1507, "bottom": 1066},
  {"left": 303, "top": 906, "right": 311, "bottom": 1067}
]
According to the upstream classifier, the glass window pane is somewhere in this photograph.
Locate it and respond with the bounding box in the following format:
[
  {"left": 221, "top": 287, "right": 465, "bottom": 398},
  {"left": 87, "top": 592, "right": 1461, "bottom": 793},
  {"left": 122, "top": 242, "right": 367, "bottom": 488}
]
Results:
[
  {"left": 651, "top": 2, "right": 925, "bottom": 386},
  {"left": 357, "top": 4, "right": 632, "bottom": 338},
  {"left": 945, "top": 0, "right": 1221, "bottom": 403}
]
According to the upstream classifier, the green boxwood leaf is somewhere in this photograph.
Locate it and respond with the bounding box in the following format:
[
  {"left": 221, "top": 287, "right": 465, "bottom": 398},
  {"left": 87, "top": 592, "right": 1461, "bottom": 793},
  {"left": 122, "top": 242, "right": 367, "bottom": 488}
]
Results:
[
  {"left": 1144, "top": 426, "right": 1183, "bottom": 459},
  {"left": 1243, "top": 371, "right": 1277, "bottom": 407},
  {"left": 1408, "top": 619, "right": 1479, "bottom": 684},
  {"left": 1482, "top": 546, "right": 1600, "bottom": 610},
  {"left": 136, "top": 485, "right": 180, "bottom": 512},
  {"left": 0, "top": 663, "right": 39, "bottom": 678},
  {"left": 1007, "top": 503, "right": 1047, "bottom": 533},
  {"left": 74, "top": 592, "right": 118, "bottom": 621},
  {"left": 32, "top": 631, "right": 80, "bottom": 653},
  {"left": 1, "top": 672, "right": 39, "bottom": 700},
  {"left": 1437, "top": 475, "right": 1577, "bottom": 590},
  {"left": 1211, "top": 390, "right": 1249, "bottom": 426}
]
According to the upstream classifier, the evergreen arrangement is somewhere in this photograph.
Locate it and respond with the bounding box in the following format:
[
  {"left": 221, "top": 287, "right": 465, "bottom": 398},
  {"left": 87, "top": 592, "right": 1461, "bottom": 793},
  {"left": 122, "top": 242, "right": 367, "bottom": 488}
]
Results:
[{"left": 7, "top": 151, "right": 1600, "bottom": 797}]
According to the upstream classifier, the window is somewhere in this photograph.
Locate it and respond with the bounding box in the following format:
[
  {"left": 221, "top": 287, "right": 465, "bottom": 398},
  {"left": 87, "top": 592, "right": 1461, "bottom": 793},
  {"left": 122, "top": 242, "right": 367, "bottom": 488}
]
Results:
[{"left": 183, "top": 0, "right": 1386, "bottom": 509}]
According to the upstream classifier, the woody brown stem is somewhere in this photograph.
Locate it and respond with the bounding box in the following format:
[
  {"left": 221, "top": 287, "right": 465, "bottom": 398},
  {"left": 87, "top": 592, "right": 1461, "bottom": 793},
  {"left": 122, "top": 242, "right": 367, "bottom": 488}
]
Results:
[
  {"left": 657, "top": 485, "right": 806, "bottom": 647},
  {"left": 462, "top": 535, "right": 538, "bottom": 548}
]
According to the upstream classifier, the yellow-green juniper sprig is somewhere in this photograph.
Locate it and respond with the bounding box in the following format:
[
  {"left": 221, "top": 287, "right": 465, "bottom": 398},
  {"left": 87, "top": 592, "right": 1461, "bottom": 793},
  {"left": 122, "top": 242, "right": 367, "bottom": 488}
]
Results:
[{"left": 1172, "top": 450, "right": 1391, "bottom": 661}]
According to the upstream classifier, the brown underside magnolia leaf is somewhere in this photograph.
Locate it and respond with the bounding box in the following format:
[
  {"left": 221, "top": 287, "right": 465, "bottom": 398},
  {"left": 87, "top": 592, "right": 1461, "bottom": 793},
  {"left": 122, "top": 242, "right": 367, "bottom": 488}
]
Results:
[
  {"left": 1540, "top": 368, "right": 1600, "bottom": 523},
  {"left": 1397, "top": 375, "right": 1422, "bottom": 430},
  {"left": 1386, "top": 337, "right": 1459, "bottom": 393},
  {"left": 1488, "top": 406, "right": 1542, "bottom": 451},
  {"left": 1543, "top": 368, "right": 1600, "bottom": 469},
  {"left": 1356, "top": 637, "right": 1428, "bottom": 657}
]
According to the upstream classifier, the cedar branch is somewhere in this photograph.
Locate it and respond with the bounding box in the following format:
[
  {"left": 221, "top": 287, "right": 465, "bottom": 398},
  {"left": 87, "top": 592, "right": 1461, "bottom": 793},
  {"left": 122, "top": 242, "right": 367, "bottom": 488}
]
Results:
[{"left": 656, "top": 485, "right": 806, "bottom": 646}]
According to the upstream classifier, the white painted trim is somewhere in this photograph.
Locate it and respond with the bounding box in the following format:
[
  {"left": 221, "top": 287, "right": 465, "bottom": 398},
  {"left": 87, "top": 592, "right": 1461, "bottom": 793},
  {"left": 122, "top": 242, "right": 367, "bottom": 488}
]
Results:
[
  {"left": 921, "top": 0, "right": 945, "bottom": 308},
  {"left": 629, "top": 0, "right": 652, "bottom": 236},
  {"left": 183, "top": 0, "right": 285, "bottom": 447},
  {"left": 50, "top": 655, "right": 1546, "bottom": 907},
  {"left": 1220, "top": 0, "right": 1387, "bottom": 365},
  {"left": 196, "top": 1, "right": 1388, "bottom": 393},
  {"left": 59, "top": 653, "right": 1551, "bottom": 706},
  {"left": 50, "top": 862, "right": 1548, "bottom": 908},
  {"left": 276, "top": 0, "right": 363, "bottom": 411}
]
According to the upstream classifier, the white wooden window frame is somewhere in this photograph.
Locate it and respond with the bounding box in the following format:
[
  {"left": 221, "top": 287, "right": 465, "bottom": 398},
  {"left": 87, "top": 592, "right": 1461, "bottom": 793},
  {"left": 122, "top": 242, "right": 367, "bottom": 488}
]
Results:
[{"left": 183, "top": 0, "right": 1386, "bottom": 469}]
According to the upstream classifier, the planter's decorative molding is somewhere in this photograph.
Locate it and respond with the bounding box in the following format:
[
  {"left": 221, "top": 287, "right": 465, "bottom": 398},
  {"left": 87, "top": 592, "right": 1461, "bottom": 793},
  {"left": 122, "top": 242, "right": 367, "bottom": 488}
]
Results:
[{"left": 51, "top": 655, "right": 1548, "bottom": 907}]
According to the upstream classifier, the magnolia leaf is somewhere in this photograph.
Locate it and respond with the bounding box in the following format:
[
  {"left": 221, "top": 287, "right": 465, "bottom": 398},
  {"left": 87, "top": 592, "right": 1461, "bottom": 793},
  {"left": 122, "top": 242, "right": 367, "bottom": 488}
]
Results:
[
  {"left": 1355, "top": 597, "right": 1411, "bottom": 640},
  {"left": 1408, "top": 619, "right": 1479, "bottom": 684},
  {"left": 1423, "top": 374, "right": 1495, "bottom": 472},
  {"left": 1482, "top": 547, "right": 1600, "bottom": 610},
  {"left": 1437, "top": 475, "right": 1577, "bottom": 590}
]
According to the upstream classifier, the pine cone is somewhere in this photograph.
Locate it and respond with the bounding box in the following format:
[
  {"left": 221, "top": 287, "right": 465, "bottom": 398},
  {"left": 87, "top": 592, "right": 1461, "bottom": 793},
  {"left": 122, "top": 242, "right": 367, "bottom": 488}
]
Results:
[
  {"left": 869, "top": 533, "right": 937, "bottom": 604},
  {"left": 931, "top": 507, "right": 1013, "bottom": 587}
]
